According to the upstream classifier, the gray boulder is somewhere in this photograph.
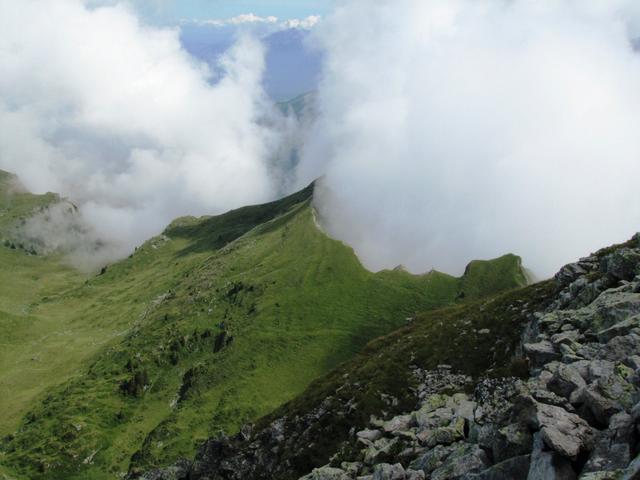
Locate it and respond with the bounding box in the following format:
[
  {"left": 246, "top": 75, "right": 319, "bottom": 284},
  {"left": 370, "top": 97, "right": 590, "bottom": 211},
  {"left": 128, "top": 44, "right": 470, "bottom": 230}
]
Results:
[
  {"left": 406, "top": 470, "right": 426, "bottom": 480},
  {"left": 624, "top": 355, "right": 640, "bottom": 370},
  {"left": 363, "top": 437, "right": 400, "bottom": 465},
  {"left": 621, "top": 453, "right": 640, "bottom": 480},
  {"left": 468, "top": 423, "right": 496, "bottom": 451},
  {"left": 139, "top": 463, "right": 189, "bottom": 480},
  {"left": 372, "top": 463, "right": 405, "bottom": 480},
  {"left": 548, "top": 365, "right": 587, "bottom": 399},
  {"left": 409, "top": 444, "right": 454, "bottom": 474},
  {"left": 522, "top": 398, "right": 594, "bottom": 460},
  {"left": 527, "top": 434, "right": 576, "bottom": 480},
  {"left": 556, "top": 262, "right": 590, "bottom": 287},
  {"left": 431, "top": 444, "right": 490, "bottom": 480},
  {"left": 492, "top": 423, "right": 533, "bottom": 463},
  {"left": 600, "top": 334, "right": 640, "bottom": 363},
  {"left": 358, "top": 429, "right": 383, "bottom": 443},
  {"left": 525, "top": 341, "right": 560, "bottom": 368},
  {"left": 609, "top": 412, "right": 635, "bottom": 444},
  {"left": 597, "top": 316, "right": 640, "bottom": 343},
  {"left": 300, "top": 466, "right": 351, "bottom": 480},
  {"left": 585, "top": 291, "right": 640, "bottom": 331},
  {"left": 582, "top": 386, "right": 623, "bottom": 426},
  {"left": 587, "top": 360, "right": 615, "bottom": 382},
  {"left": 582, "top": 434, "right": 630, "bottom": 474},
  {"left": 579, "top": 471, "right": 625, "bottom": 480},
  {"left": 600, "top": 249, "right": 640, "bottom": 281},
  {"left": 413, "top": 407, "right": 454, "bottom": 431},
  {"left": 383, "top": 415, "right": 413, "bottom": 434},
  {"left": 464, "top": 455, "right": 531, "bottom": 480},
  {"left": 418, "top": 417, "right": 465, "bottom": 448}
]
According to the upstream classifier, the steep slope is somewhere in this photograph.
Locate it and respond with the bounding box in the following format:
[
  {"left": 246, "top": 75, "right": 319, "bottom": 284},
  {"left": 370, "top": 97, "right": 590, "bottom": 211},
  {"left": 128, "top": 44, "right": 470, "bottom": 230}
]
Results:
[
  {"left": 0, "top": 171, "right": 86, "bottom": 436},
  {"left": 140, "top": 235, "right": 640, "bottom": 480},
  {"left": 0, "top": 175, "right": 527, "bottom": 479}
]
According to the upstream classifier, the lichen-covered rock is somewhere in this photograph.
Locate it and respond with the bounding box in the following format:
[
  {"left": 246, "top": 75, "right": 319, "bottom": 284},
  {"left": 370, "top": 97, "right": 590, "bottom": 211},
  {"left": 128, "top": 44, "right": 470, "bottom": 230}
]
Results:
[
  {"left": 372, "top": 463, "right": 405, "bottom": 480},
  {"left": 405, "top": 470, "right": 426, "bottom": 480},
  {"left": 383, "top": 415, "right": 413, "bottom": 434},
  {"left": 430, "top": 444, "right": 490, "bottom": 480},
  {"left": 600, "top": 249, "right": 640, "bottom": 282},
  {"left": 447, "top": 394, "right": 476, "bottom": 422},
  {"left": 363, "top": 437, "right": 401, "bottom": 465},
  {"left": 597, "top": 316, "right": 640, "bottom": 343},
  {"left": 465, "top": 455, "right": 531, "bottom": 480},
  {"left": 358, "top": 429, "right": 384, "bottom": 443},
  {"left": 492, "top": 423, "right": 533, "bottom": 463},
  {"left": 299, "top": 466, "right": 351, "bottom": 480},
  {"left": 418, "top": 417, "right": 466, "bottom": 448},
  {"left": 138, "top": 461, "right": 189, "bottom": 480},
  {"left": 413, "top": 407, "right": 454, "bottom": 431}
]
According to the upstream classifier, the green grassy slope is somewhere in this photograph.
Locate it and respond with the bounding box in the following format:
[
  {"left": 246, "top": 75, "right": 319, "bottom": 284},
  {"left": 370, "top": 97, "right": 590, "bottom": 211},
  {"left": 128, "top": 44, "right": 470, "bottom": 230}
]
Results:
[
  {"left": 458, "top": 254, "right": 528, "bottom": 300},
  {"left": 0, "top": 174, "right": 528, "bottom": 479},
  {"left": 244, "top": 279, "right": 557, "bottom": 478},
  {"left": 0, "top": 171, "right": 86, "bottom": 435}
]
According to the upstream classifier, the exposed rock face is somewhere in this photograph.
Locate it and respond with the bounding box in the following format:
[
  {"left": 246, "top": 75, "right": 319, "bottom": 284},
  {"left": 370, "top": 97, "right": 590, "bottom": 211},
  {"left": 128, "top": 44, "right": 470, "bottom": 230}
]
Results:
[{"left": 135, "top": 234, "right": 640, "bottom": 480}]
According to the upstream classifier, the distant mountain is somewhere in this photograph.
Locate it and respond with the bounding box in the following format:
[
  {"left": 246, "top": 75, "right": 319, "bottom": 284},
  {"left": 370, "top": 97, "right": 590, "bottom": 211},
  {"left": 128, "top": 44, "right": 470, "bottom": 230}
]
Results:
[
  {"left": 180, "top": 26, "right": 322, "bottom": 101},
  {"left": 262, "top": 29, "right": 322, "bottom": 102},
  {"left": 0, "top": 172, "right": 526, "bottom": 479}
]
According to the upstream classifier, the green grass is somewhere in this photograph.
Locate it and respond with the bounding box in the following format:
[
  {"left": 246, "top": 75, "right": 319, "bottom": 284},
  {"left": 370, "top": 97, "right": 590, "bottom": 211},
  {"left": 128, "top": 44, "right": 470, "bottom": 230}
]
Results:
[
  {"left": 0, "top": 174, "right": 528, "bottom": 479},
  {"left": 248, "top": 279, "right": 557, "bottom": 479},
  {"left": 459, "top": 254, "right": 528, "bottom": 300}
]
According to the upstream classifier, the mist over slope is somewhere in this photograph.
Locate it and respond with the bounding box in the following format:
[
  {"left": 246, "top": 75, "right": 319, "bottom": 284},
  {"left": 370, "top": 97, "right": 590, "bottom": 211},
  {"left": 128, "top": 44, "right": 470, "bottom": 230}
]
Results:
[
  {"left": 2, "top": 0, "right": 640, "bottom": 277},
  {"left": 0, "top": 0, "right": 295, "bottom": 263},
  {"left": 297, "top": 0, "right": 640, "bottom": 277}
]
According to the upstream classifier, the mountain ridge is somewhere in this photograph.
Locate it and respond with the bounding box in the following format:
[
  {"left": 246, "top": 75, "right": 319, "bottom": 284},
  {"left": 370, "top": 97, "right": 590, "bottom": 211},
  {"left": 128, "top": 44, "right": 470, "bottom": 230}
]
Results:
[
  {"left": 136, "top": 233, "right": 640, "bottom": 480},
  {"left": 0, "top": 173, "right": 528, "bottom": 479}
]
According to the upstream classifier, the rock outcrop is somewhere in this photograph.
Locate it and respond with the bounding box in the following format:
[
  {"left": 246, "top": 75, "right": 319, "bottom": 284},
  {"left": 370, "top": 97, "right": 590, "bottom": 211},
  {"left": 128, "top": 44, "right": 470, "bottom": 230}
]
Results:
[{"left": 135, "top": 234, "right": 640, "bottom": 480}]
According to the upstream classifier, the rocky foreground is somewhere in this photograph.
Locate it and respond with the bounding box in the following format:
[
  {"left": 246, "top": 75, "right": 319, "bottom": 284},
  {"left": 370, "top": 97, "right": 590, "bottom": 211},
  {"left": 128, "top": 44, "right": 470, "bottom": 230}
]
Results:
[{"left": 139, "top": 235, "right": 640, "bottom": 480}]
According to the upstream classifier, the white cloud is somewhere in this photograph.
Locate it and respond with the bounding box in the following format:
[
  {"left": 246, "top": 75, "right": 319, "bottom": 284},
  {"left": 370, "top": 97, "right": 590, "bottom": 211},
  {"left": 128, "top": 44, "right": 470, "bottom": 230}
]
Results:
[
  {"left": 283, "top": 16, "right": 321, "bottom": 30},
  {"left": 0, "top": 0, "right": 293, "bottom": 267},
  {"left": 192, "top": 13, "right": 321, "bottom": 31},
  {"left": 5, "top": 0, "right": 640, "bottom": 280},
  {"left": 228, "top": 13, "right": 279, "bottom": 25},
  {"left": 297, "top": 0, "right": 640, "bottom": 278}
]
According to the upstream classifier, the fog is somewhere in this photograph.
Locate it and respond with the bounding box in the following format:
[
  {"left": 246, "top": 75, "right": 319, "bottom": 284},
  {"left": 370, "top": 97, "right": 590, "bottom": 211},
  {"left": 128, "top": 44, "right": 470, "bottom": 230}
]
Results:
[
  {"left": 297, "top": 0, "right": 640, "bottom": 277},
  {"left": 3, "top": 0, "right": 640, "bottom": 277},
  {"left": 0, "top": 0, "right": 293, "bottom": 268}
]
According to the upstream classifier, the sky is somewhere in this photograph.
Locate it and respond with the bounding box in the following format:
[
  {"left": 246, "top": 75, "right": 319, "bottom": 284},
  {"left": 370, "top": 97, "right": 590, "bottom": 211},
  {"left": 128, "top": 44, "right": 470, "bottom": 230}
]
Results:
[
  {"left": 113, "top": 0, "right": 328, "bottom": 101},
  {"left": 121, "top": 0, "right": 334, "bottom": 24}
]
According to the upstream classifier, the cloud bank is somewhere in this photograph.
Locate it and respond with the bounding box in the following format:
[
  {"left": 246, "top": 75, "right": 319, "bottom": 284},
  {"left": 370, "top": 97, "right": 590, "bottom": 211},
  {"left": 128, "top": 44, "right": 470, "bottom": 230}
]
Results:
[
  {"left": 4, "top": 0, "right": 640, "bottom": 278},
  {"left": 0, "top": 0, "right": 293, "bottom": 267},
  {"left": 297, "top": 0, "right": 640, "bottom": 277}
]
